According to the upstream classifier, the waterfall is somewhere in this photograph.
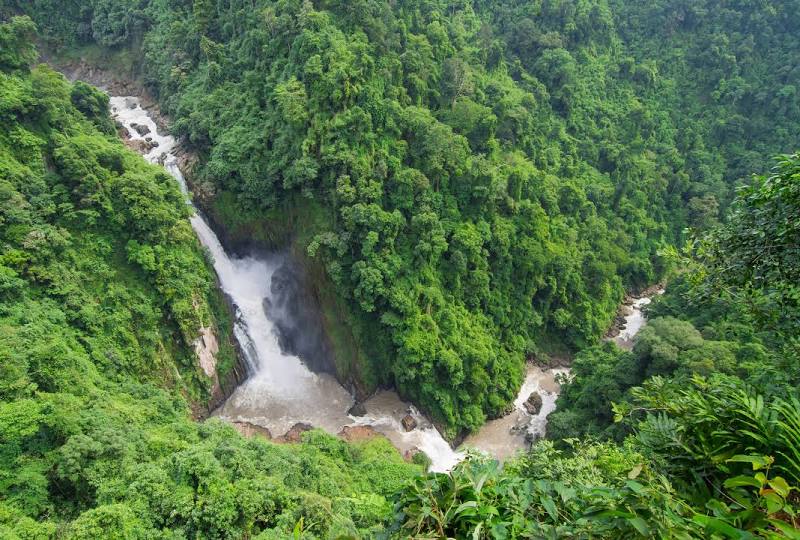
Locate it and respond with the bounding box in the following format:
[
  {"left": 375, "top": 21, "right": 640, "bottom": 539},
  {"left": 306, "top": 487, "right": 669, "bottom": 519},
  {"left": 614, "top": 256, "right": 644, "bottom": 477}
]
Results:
[{"left": 110, "top": 96, "right": 463, "bottom": 471}]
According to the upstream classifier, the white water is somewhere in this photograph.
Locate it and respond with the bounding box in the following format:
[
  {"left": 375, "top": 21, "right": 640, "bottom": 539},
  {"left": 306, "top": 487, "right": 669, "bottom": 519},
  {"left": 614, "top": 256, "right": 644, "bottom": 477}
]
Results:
[
  {"left": 460, "top": 366, "right": 569, "bottom": 459},
  {"left": 612, "top": 290, "right": 664, "bottom": 349}
]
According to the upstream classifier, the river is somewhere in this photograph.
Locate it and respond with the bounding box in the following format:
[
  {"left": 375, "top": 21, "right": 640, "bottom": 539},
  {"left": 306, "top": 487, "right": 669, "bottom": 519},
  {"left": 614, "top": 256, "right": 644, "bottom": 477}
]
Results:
[
  {"left": 110, "top": 96, "right": 656, "bottom": 472},
  {"left": 612, "top": 290, "right": 664, "bottom": 350}
]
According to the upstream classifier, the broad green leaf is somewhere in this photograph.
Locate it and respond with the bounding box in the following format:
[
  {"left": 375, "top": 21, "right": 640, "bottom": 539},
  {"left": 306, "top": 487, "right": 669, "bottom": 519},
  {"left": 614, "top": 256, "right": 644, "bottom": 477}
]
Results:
[
  {"left": 763, "top": 492, "right": 784, "bottom": 515},
  {"left": 454, "top": 501, "right": 478, "bottom": 516},
  {"left": 540, "top": 495, "right": 558, "bottom": 522},
  {"left": 692, "top": 514, "right": 751, "bottom": 539},
  {"left": 767, "top": 476, "right": 791, "bottom": 498},
  {"left": 553, "top": 482, "right": 576, "bottom": 503},
  {"left": 769, "top": 519, "right": 800, "bottom": 539},
  {"left": 727, "top": 455, "right": 773, "bottom": 471},
  {"left": 625, "top": 480, "right": 645, "bottom": 494},
  {"left": 627, "top": 516, "right": 650, "bottom": 537},
  {"left": 723, "top": 475, "right": 761, "bottom": 489}
]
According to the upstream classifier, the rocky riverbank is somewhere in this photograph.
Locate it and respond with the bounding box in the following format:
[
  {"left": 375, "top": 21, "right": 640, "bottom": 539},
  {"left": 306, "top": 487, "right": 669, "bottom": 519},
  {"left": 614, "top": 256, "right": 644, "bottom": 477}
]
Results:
[{"left": 605, "top": 284, "right": 665, "bottom": 345}]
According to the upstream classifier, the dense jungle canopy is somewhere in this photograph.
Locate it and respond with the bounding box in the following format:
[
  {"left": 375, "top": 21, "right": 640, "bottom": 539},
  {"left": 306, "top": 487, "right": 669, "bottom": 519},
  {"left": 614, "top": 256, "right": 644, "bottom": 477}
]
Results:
[{"left": 0, "top": 0, "right": 799, "bottom": 537}]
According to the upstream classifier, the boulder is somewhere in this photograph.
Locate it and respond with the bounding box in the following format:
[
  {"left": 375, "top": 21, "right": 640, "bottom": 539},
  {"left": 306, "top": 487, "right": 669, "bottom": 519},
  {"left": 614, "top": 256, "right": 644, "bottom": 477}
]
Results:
[
  {"left": 231, "top": 421, "right": 272, "bottom": 440},
  {"left": 510, "top": 416, "right": 529, "bottom": 434},
  {"left": 348, "top": 402, "right": 367, "bottom": 417},
  {"left": 401, "top": 414, "right": 417, "bottom": 431},
  {"left": 124, "top": 139, "right": 148, "bottom": 154},
  {"left": 130, "top": 122, "right": 151, "bottom": 136},
  {"left": 338, "top": 425, "right": 382, "bottom": 442},
  {"left": 523, "top": 392, "right": 543, "bottom": 415},
  {"left": 124, "top": 138, "right": 158, "bottom": 154}
]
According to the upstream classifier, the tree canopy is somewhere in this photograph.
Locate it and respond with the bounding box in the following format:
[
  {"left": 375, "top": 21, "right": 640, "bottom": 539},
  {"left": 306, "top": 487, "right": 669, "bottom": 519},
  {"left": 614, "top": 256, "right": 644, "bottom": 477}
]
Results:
[{"left": 13, "top": 0, "right": 798, "bottom": 435}]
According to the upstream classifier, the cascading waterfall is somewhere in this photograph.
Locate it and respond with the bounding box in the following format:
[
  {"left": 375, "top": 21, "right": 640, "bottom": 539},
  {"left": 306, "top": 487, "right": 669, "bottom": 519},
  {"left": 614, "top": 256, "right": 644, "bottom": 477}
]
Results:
[
  {"left": 110, "top": 96, "right": 465, "bottom": 470},
  {"left": 612, "top": 290, "right": 664, "bottom": 349},
  {"left": 110, "top": 96, "right": 654, "bottom": 472}
]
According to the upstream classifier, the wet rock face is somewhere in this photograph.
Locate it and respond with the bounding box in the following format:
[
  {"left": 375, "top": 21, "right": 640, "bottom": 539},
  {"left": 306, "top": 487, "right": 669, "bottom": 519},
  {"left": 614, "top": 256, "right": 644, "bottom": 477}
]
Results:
[
  {"left": 338, "top": 425, "right": 382, "bottom": 442},
  {"left": 348, "top": 402, "right": 367, "bottom": 417},
  {"left": 231, "top": 421, "right": 272, "bottom": 440},
  {"left": 124, "top": 139, "right": 158, "bottom": 154},
  {"left": 279, "top": 422, "right": 313, "bottom": 443},
  {"left": 401, "top": 414, "right": 418, "bottom": 431},
  {"left": 264, "top": 261, "right": 335, "bottom": 374},
  {"left": 130, "top": 122, "right": 151, "bottom": 136},
  {"left": 523, "top": 392, "right": 543, "bottom": 415}
]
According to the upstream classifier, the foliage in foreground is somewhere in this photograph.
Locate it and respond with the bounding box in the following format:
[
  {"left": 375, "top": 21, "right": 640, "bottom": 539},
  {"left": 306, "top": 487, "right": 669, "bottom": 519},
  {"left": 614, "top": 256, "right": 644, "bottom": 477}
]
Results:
[
  {"left": 549, "top": 154, "right": 800, "bottom": 443},
  {"left": 396, "top": 376, "right": 800, "bottom": 539},
  {"left": 398, "top": 154, "right": 800, "bottom": 539},
  {"left": 2, "top": 9, "right": 800, "bottom": 540}
]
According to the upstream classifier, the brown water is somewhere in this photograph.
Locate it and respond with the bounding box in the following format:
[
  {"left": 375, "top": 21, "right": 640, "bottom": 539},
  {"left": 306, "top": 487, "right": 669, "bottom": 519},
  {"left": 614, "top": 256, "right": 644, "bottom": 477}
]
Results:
[
  {"left": 111, "top": 96, "right": 462, "bottom": 471},
  {"left": 460, "top": 366, "right": 568, "bottom": 460}
]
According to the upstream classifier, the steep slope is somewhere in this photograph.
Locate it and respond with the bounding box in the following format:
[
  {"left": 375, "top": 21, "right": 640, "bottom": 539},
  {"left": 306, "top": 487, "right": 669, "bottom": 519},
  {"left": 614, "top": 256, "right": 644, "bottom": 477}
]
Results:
[
  {"left": 0, "top": 18, "right": 422, "bottom": 538},
  {"left": 9, "top": 1, "right": 797, "bottom": 438}
]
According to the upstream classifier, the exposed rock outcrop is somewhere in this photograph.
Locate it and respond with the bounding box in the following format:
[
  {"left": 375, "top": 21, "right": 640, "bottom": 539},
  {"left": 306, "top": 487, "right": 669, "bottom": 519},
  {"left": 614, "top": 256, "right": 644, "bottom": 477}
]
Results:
[
  {"left": 231, "top": 421, "right": 272, "bottom": 440},
  {"left": 279, "top": 422, "right": 314, "bottom": 443},
  {"left": 130, "top": 122, "right": 150, "bottom": 136},
  {"left": 122, "top": 138, "right": 158, "bottom": 153},
  {"left": 348, "top": 402, "right": 367, "bottom": 417},
  {"left": 338, "top": 425, "right": 382, "bottom": 442},
  {"left": 195, "top": 326, "right": 220, "bottom": 380}
]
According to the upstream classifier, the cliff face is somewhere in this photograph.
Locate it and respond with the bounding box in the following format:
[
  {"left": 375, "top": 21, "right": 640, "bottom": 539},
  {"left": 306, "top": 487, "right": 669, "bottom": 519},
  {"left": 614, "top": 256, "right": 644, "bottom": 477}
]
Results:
[
  {"left": 196, "top": 190, "right": 378, "bottom": 401},
  {"left": 47, "top": 56, "right": 248, "bottom": 413},
  {"left": 45, "top": 49, "right": 374, "bottom": 406}
]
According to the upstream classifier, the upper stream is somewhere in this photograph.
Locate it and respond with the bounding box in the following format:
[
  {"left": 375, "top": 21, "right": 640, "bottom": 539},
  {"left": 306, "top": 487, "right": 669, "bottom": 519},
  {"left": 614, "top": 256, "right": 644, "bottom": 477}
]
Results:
[{"left": 111, "top": 96, "right": 655, "bottom": 472}]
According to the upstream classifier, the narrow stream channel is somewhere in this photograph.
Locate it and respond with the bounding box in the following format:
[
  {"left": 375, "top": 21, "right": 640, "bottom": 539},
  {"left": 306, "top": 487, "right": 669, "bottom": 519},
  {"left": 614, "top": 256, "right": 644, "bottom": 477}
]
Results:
[{"left": 110, "top": 96, "right": 657, "bottom": 472}]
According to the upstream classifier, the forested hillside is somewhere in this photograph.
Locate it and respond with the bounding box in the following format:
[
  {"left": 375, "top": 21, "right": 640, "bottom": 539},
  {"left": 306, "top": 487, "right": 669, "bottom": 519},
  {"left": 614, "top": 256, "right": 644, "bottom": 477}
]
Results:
[
  {"left": 8, "top": 0, "right": 799, "bottom": 437},
  {"left": 0, "top": 17, "right": 424, "bottom": 538},
  {"left": 1, "top": 0, "right": 800, "bottom": 538},
  {"left": 404, "top": 152, "right": 800, "bottom": 538}
]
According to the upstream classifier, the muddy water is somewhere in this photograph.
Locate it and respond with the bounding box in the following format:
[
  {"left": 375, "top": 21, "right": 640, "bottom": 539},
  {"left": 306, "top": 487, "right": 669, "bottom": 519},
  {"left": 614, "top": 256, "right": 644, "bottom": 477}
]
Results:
[
  {"left": 463, "top": 290, "right": 661, "bottom": 458},
  {"left": 461, "top": 366, "right": 569, "bottom": 459}
]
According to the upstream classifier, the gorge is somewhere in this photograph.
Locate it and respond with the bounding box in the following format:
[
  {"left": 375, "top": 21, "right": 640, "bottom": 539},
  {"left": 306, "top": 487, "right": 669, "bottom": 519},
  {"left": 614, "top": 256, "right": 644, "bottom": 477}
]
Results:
[
  {"left": 110, "top": 94, "right": 658, "bottom": 471},
  {"left": 3, "top": 2, "right": 799, "bottom": 535}
]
